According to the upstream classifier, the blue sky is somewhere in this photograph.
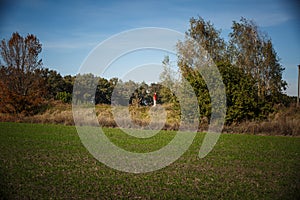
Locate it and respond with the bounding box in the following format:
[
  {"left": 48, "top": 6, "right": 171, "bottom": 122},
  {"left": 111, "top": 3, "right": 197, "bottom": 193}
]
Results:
[{"left": 0, "top": 0, "right": 299, "bottom": 96}]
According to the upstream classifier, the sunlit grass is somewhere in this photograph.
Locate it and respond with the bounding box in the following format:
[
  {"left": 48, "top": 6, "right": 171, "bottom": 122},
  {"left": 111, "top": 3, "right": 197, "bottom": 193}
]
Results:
[{"left": 0, "top": 122, "right": 299, "bottom": 199}]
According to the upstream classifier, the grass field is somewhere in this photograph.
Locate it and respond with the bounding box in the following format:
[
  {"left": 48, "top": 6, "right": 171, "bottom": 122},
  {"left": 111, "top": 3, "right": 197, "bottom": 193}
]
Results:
[{"left": 0, "top": 122, "right": 299, "bottom": 199}]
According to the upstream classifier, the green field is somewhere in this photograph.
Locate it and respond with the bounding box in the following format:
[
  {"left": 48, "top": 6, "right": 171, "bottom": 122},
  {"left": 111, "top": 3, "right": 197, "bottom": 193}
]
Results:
[{"left": 0, "top": 122, "right": 299, "bottom": 199}]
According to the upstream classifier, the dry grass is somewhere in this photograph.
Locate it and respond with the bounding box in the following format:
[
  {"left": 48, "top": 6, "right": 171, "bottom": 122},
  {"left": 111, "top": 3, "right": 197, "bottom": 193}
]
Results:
[
  {"left": 0, "top": 101, "right": 181, "bottom": 129},
  {"left": 0, "top": 101, "right": 299, "bottom": 136},
  {"left": 224, "top": 104, "right": 300, "bottom": 136}
]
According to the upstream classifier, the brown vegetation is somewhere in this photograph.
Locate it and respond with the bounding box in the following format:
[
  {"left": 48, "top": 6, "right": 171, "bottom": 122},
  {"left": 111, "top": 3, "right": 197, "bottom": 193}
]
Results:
[
  {"left": 0, "top": 33, "right": 46, "bottom": 115},
  {"left": 224, "top": 104, "right": 300, "bottom": 136},
  {"left": 0, "top": 101, "right": 299, "bottom": 136}
]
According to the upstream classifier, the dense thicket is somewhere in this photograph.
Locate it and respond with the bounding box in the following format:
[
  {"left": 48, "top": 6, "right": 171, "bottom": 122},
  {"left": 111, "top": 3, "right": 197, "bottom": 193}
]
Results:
[{"left": 165, "top": 17, "right": 289, "bottom": 123}]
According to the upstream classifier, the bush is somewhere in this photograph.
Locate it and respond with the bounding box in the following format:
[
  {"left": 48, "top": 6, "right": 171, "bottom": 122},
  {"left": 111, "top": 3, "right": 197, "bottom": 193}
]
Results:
[{"left": 56, "top": 92, "right": 72, "bottom": 103}]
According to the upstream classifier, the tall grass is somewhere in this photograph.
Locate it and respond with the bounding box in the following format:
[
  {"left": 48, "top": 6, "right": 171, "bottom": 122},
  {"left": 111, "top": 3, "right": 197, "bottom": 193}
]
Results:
[
  {"left": 0, "top": 101, "right": 299, "bottom": 136},
  {"left": 225, "top": 104, "right": 300, "bottom": 136}
]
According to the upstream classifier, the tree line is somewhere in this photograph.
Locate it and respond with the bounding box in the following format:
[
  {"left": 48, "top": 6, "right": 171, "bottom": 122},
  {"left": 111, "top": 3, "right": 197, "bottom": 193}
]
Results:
[{"left": 0, "top": 17, "right": 294, "bottom": 123}]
